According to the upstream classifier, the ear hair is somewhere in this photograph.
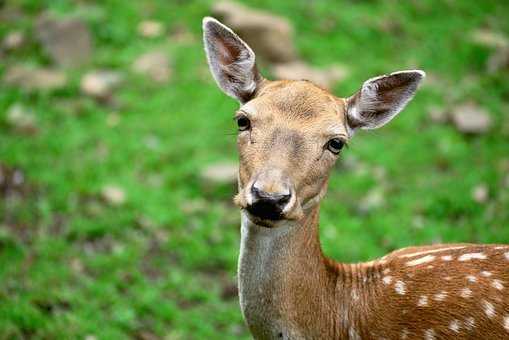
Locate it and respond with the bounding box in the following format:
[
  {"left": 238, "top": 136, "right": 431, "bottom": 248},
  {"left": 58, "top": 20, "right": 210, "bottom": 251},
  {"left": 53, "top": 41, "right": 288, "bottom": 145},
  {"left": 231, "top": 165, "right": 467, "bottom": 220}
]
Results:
[
  {"left": 346, "top": 70, "right": 425, "bottom": 130},
  {"left": 202, "top": 17, "right": 262, "bottom": 103}
]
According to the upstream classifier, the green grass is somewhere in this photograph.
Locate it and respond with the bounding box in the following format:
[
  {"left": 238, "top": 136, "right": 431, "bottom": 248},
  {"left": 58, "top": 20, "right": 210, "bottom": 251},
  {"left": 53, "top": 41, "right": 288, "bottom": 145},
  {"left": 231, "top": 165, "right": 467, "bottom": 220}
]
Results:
[{"left": 1, "top": 0, "right": 509, "bottom": 338}]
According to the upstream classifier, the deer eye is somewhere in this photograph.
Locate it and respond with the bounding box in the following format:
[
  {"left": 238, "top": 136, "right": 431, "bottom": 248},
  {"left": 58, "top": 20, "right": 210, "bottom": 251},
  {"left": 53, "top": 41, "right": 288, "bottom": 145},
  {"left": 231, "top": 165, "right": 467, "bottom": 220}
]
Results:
[
  {"left": 236, "top": 116, "right": 251, "bottom": 131},
  {"left": 326, "top": 138, "right": 344, "bottom": 154}
]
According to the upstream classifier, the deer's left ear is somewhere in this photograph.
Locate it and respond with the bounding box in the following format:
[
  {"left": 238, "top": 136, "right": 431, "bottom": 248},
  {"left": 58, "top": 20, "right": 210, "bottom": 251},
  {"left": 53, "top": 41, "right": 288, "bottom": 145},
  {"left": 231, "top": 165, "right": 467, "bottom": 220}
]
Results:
[
  {"left": 346, "top": 70, "right": 425, "bottom": 131},
  {"left": 202, "top": 17, "right": 263, "bottom": 103}
]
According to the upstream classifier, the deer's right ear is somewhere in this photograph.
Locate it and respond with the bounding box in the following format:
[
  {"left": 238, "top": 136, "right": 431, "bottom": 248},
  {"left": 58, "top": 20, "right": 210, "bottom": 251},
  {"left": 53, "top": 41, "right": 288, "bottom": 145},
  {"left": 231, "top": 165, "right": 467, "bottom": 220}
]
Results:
[
  {"left": 202, "top": 17, "right": 262, "bottom": 103},
  {"left": 345, "top": 70, "right": 425, "bottom": 131}
]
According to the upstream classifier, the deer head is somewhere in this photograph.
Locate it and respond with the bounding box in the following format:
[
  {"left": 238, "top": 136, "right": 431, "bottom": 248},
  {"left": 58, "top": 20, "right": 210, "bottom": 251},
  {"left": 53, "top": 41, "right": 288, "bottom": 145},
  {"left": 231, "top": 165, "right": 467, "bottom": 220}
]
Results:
[{"left": 203, "top": 17, "right": 425, "bottom": 228}]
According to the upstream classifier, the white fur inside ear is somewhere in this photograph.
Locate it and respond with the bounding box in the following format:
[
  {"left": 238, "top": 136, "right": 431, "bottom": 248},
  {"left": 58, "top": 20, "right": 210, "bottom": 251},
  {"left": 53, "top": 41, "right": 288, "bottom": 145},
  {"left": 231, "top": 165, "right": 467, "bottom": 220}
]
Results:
[
  {"left": 202, "top": 17, "right": 260, "bottom": 103},
  {"left": 346, "top": 70, "right": 425, "bottom": 130}
]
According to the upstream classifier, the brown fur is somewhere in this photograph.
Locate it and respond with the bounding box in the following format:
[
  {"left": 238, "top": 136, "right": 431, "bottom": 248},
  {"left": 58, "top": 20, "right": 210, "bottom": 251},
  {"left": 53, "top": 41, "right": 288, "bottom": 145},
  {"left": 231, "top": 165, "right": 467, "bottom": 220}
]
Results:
[
  {"left": 235, "top": 79, "right": 509, "bottom": 340},
  {"left": 202, "top": 17, "right": 508, "bottom": 340}
]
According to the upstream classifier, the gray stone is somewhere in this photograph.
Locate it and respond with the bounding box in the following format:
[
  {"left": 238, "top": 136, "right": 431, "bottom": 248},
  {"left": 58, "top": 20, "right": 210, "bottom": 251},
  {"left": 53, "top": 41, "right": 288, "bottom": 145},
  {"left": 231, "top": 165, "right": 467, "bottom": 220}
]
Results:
[
  {"left": 201, "top": 162, "right": 238, "bottom": 185},
  {"left": 80, "top": 70, "right": 123, "bottom": 99},
  {"left": 137, "top": 20, "right": 164, "bottom": 38},
  {"left": 132, "top": 51, "right": 171, "bottom": 83},
  {"left": 2, "top": 31, "right": 25, "bottom": 51},
  {"left": 6, "top": 104, "right": 37, "bottom": 133},
  {"left": 212, "top": 1, "right": 298, "bottom": 64},
  {"left": 470, "top": 29, "right": 509, "bottom": 49},
  {"left": 271, "top": 62, "right": 347, "bottom": 90},
  {"left": 101, "top": 185, "right": 126, "bottom": 206},
  {"left": 428, "top": 105, "right": 448, "bottom": 124},
  {"left": 4, "top": 65, "right": 67, "bottom": 91},
  {"left": 451, "top": 103, "right": 492, "bottom": 134},
  {"left": 471, "top": 184, "right": 489, "bottom": 204},
  {"left": 36, "top": 15, "right": 92, "bottom": 67},
  {"left": 487, "top": 47, "right": 509, "bottom": 73},
  {"left": 358, "top": 188, "right": 385, "bottom": 214}
]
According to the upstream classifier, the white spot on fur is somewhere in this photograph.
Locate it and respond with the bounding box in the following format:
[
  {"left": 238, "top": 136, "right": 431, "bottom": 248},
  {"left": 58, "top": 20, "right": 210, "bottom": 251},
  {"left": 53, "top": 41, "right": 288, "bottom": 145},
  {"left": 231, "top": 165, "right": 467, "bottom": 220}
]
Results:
[
  {"left": 458, "top": 252, "right": 487, "bottom": 261},
  {"left": 383, "top": 276, "right": 393, "bottom": 285},
  {"left": 481, "top": 271, "right": 492, "bottom": 277},
  {"left": 383, "top": 268, "right": 391, "bottom": 275},
  {"left": 400, "top": 329, "right": 409, "bottom": 339},
  {"left": 449, "top": 319, "right": 461, "bottom": 333},
  {"left": 445, "top": 276, "right": 452, "bottom": 281},
  {"left": 424, "top": 328, "right": 435, "bottom": 340},
  {"left": 505, "top": 252, "right": 509, "bottom": 261},
  {"left": 504, "top": 315, "right": 509, "bottom": 332},
  {"left": 482, "top": 300, "right": 496, "bottom": 318},
  {"left": 406, "top": 255, "right": 435, "bottom": 267},
  {"left": 395, "top": 280, "right": 406, "bottom": 295},
  {"left": 460, "top": 287, "right": 472, "bottom": 298},
  {"left": 466, "top": 275, "right": 477, "bottom": 283},
  {"left": 427, "top": 265, "right": 434, "bottom": 269},
  {"left": 492, "top": 279, "right": 504, "bottom": 290},
  {"left": 465, "top": 317, "right": 475, "bottom": 330},
  {"left": 352, "top": 289, "right": 360, "bottom": 301},
  {"left": 434, "top": 291, "right": 447, "bottom": 301},
  {"left": 441, "top": 255, "right": 453, "bottom": 261},
  {"left": 417, "top": 295, "right": 428, "bottom": 307},
  {"left": 399, "top": 246, "right": 466, "bottom": 258}
]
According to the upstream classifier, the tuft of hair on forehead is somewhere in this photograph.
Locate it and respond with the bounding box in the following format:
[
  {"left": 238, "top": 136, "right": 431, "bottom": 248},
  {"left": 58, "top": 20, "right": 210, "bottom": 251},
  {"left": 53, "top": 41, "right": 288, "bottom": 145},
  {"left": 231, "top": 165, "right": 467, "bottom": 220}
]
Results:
[{"left": 255, "top": 80, "right": 343, "bottom": 120}]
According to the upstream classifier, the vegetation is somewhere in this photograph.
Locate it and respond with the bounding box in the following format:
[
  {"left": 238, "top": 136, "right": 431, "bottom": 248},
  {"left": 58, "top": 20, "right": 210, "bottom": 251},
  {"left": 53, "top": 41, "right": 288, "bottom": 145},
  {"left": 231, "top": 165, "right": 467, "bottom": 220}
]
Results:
[{"left": 1, "top": 0, "right": 508, "bottom": 338}]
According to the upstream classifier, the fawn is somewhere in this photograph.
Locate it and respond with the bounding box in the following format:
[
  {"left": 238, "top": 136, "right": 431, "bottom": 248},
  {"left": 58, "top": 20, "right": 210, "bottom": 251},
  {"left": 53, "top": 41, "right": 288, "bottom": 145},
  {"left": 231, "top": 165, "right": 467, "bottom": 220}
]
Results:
[{"left": 202, "top": 17, "right": 509, "bottom": 340}]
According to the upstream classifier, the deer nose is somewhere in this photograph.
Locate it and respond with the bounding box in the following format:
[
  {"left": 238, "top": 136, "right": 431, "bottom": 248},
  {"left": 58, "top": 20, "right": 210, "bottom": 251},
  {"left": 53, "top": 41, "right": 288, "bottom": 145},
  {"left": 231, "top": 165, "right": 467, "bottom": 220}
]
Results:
[
  {"left": 246, "top": 169, "right": 293, "bottom": 220},
  {"left": 247, "top": 177, "right": 292, "bottom": 221},
  {"left": 251, "top": 185, "right": 291, "bottom": 207}
]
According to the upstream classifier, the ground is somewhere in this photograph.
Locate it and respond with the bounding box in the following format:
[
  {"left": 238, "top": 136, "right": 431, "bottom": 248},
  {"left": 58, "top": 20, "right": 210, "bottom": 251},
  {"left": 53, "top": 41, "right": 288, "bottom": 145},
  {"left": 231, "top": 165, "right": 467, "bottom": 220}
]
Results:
[{"left": 1, "top": 0, "right": 509, "bottom": 339}]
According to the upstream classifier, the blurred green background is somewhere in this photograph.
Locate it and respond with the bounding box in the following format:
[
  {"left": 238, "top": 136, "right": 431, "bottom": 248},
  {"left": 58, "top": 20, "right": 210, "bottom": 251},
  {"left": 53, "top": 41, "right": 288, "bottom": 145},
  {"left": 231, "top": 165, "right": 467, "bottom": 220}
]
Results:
[{"left": 1, "top": 0, "right": 509, "bottom": 338}]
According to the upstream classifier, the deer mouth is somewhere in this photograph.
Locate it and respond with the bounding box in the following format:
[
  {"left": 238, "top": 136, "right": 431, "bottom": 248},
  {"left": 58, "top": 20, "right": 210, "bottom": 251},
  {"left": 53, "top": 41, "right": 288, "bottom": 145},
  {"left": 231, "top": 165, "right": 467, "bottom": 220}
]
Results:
[{"left": 245, "top": 199, "right": 284, "bottom": 222}]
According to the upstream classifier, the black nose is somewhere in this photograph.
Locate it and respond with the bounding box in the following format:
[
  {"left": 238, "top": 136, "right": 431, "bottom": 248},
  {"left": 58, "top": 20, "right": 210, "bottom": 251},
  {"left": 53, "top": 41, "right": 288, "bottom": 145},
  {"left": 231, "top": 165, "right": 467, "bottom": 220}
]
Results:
[
  {"left": 251, "top": 186, "right": 291, "bottom": 206},
  {"left": 247, "top": 186, "right": 291, "bottom": 220}
]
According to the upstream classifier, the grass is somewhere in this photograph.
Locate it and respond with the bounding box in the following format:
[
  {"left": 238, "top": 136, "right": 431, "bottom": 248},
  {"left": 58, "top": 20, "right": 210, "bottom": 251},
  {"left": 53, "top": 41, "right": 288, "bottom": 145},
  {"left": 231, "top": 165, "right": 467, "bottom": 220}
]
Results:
[{"left": 1, "top": 0, "right": 509, "bottom": 338}]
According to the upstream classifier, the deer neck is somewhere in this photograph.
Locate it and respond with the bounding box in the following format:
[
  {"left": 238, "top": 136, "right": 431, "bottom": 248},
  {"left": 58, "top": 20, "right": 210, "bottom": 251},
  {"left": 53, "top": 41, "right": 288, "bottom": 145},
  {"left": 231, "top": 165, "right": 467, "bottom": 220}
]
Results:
[{"left": 238, "top": 206, "right": 344, "bottom": 339}]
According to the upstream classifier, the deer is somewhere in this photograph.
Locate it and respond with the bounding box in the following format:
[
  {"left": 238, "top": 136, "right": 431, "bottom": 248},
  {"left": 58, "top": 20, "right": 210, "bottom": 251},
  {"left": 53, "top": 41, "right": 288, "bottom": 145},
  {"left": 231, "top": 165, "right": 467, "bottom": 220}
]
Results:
[{"left": 202, "top": 17, "right": 509, "bottom": 340}]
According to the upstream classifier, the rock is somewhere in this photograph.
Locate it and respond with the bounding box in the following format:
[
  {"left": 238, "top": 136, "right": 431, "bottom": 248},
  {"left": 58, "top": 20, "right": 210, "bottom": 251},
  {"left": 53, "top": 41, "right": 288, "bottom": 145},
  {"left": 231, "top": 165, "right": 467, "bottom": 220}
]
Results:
[
  {"left": 487, "top": 47, "right": 509, "bottom": 73},
  {"left": 137, "top": 20, "right": 164, "bottom": 38},
  {"left": 80, "top": 70, "right": 123, "bottom": 99},
  {"left": 428, "top": 105, "right": 448, "bottom": 124},
  {"left": 271, "top": 62, "right": 348, "bottom": 90},
  {"left": 6, "top": 104, "right": 37, "bottom": 133},
  {"left": 212, "top": 1, "right": 298, "bottom": 64},
  {"left": 470, "top": 29, "right": 509, "bottom": 49},
  {"left": 469, "top": 29, "right": 509, "bottom": 73},
  {"left": 36, "top": 15, "right": 92, "bottom": 67},
  {"left": 471, "top": 184, "right": 489, "bottom": 204},
  {"left": 180, "top": 199, "right": 209, "bottom": 214},
  {"left": 4, "top": 65, "right": 67, "bottom": 91},
  {"left": 101, "top": 185, "right": 126, "bottom": 206},
  {"left": 170, "top": 23, "right": 196, "bottom": 43},
  {"left": 132, "top": 50, "right": 171, "bottom": 83},
  {"left": 358, "top": 188, "right": 385, "bottom": 214},
  {"left": 2, "top": 31, "right": 25, "bottom": 51},
  {"left": 451, "top": 103, "right": 492, "bottom": 134},
  {"left": 201, "top": 162, "right": 238, "bottom": 185}
]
